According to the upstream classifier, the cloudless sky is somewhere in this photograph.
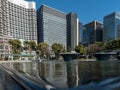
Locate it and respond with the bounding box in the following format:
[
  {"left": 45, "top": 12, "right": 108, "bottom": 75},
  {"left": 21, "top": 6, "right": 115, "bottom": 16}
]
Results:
[{"left": 27, "top": 0, "right": 120, "bottom": 24}]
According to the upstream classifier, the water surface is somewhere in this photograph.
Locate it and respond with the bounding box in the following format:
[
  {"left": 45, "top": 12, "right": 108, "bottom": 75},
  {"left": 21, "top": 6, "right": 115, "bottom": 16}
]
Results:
[{"left": 2, "top": 60, "right": 120, "bottom": 90}]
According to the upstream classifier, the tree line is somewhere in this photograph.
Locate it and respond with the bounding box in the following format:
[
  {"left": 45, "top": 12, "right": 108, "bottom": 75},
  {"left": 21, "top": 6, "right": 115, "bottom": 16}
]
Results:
[
  {"left": 75, "top": 39, "right": 120, "bottom": 55},
  {"left": 8, "top": 39, "right": 65, "bottom": 59},
  {"left": 8, "top": 39, "right": 120, "bottom": 59}
]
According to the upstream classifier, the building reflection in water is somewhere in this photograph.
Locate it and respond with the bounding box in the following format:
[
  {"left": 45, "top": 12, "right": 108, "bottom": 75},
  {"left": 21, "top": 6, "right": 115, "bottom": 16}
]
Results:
[
  {"left": 67, "top": 62, "right": 79, "bottom": 88},
  {"left": 2, "top": 61, "right": 120, "bottom": 89},
  {"left": 38, "top": 61, "right": 67, "bottom": 88}
]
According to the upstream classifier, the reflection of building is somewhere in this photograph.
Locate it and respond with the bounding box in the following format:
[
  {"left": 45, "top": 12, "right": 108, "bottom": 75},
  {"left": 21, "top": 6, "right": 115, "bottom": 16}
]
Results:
[
  {"left": 67, "top": 63, "right": 79, "bottom": 88},
  {"left": 39, "top": 62, "right": 67, "bottom": 88},
  {"left": 103, "top": 12, "right": 120, "bottom": 43},
  {"left": 83, "top": 20, "right": 103, "bottom": 45}
]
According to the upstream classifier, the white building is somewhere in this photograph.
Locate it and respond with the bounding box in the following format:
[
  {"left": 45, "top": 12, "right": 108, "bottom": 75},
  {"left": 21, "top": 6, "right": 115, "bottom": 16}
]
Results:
[
  {"left": 0, "top": 0, "right": 37, "bottom": 42},
  {"left": 0, "top": 0, "right": 37, "bottom": 59}
]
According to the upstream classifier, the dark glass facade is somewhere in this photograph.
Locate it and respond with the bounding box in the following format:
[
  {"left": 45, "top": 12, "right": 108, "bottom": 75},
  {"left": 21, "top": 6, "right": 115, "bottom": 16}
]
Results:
[
  {"left": 103, "top": 12, "right": 120, "bottom": 43},
  {"left": 67, "top": 13, "right": 78, "bottom": 51},
  {"left": 83, "top": 21, "right": 103, "bottom": 45}
]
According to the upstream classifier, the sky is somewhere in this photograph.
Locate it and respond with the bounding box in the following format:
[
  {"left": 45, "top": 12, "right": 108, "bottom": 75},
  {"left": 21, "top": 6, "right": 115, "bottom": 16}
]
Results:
[{"left": 27, "top": 0, "right": 120, "bottom": 25}]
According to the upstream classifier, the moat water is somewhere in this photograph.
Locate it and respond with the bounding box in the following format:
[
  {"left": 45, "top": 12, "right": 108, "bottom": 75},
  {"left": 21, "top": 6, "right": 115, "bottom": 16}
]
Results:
[{"left": 2, "top": 60, "right": 120, "bottom": 90}]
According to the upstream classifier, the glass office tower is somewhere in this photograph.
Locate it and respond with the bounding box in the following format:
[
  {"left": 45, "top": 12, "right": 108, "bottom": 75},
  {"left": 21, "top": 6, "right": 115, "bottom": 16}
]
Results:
[
  {"left": 67, "top": 13, "right": 79, "bottom": 51},
  {"left": 103, "top": 12, "right": 120, "bottom": 43},
  {"left": 37, "top": 5, "right": 79, "bottom": 50},
  {"left": 37, "top": 5, "right": 67, "bottom": 48},
  {"left": 79, "top": 22, "right": 83, "bottom": 43},
  {"left": 83, "top": 20, "right": 102, "bottom": 45}
]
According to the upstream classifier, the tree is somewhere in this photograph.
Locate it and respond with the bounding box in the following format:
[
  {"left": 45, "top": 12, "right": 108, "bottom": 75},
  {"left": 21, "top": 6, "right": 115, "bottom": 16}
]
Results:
[
  {"left": 86, "top": 44, "right": 101, "bottom": 54},
  {"left": 105, "top": 39, "right": 120, "bottom": 50},
  {"left": 52, "top": 43, "right": 63, "bottom": 59},
  {"left": 23, "top": 40, "right": 36, "bottom": 55},
  {"left": 8, "top": 39, "right": 22, "bottom": 54},
  {"left": 37, "top": 42, "right": 49, "bottom": 59},
  {"left": 28, "top": 41, "right": 37, "bottom": 54},
  {"left": 23, "top": 41, "right": 29, "bottom": 53},
  {"left": 95, "top": 42, "right": 106, "bottom": 51},
  {"left": 75, "top": 45, "right": 86, "bottom": 55}
]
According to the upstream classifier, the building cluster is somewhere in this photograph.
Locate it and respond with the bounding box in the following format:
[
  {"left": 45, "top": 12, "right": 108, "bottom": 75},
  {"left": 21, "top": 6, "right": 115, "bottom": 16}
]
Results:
[{"left": 0, "top": 0, "right": 120, "bottom": 54}]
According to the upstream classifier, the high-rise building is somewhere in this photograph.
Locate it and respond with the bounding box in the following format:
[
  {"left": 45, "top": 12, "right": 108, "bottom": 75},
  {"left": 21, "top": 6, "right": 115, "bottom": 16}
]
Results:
[
  {"left": 37, "top": 5, "right": 79, "bottom": 50},
  {"left": 83, "top": 20, "right": 103, "bottom": 45},
  {"left": 67, "top": 13, "right": 79, "bottom": 51},
  {"left": 103, "top": 12, "right": 120, "bottom": 43},
  {"left": 37, "top": 5, "right": 67, "bottom": 48},
  {"left": 0, "top": 0, "right": 10, "bottom": 36},
  {"left": 0, "top": 0, "right": 37, "bottom": 58},
  {"left": 79, "top": 22, "right": 83, "bottom": 44},
  {"left": 0, "top": 0, "right": 37, "bottom": 43}
]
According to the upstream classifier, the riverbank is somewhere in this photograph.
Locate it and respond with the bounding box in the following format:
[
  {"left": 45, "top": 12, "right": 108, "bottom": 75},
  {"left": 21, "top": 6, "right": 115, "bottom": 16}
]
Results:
[
  {"left": 0, "top": 60, "right": 32, "bottom": 63},
  {"left": 0, "top": 58, "right": 97, "bottom": 63}
]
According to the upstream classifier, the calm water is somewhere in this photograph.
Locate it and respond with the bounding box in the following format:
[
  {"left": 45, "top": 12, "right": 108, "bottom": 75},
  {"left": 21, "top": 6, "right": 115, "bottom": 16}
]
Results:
[{"left": 2, "top": 60, "right": 120, "bottom": 90}]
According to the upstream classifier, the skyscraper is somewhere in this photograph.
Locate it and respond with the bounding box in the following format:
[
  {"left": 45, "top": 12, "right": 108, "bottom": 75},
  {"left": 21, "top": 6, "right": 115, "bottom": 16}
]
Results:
[
  {"left": 103, "top": 12, "right": 120, "bottom": 43},
  {"left": 37, "top": 5, "right": 79, "bottom": 50},
  {"left": 0, "top": 0, "right": 37, "bottom": 42},
  {"left": 79, "top": 22, "right": 83, "bottom": 44},
  {"left": 0, "top": 0, "right": 9, "bottom": 36},
  {"left": 37, "top": 5, "right": 67, "bottom": 48},
  {"left": 83, "top": 20, "right": 103, "bottom": 45},
  {"left": 67, "top": 13, "right": 79, "bottom": 51}
]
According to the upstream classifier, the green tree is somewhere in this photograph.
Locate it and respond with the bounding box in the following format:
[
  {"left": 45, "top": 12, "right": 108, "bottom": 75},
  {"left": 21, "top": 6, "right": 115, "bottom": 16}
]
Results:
[
  {"left": 23, "top": 40, "right": 36, "bottom": 54},
  {"left": 29, "top": 41, "right": 37, "bottom": 54},
  {"left": 23, "top": 41, "right": 29, "bottom": 53},
  {"left": 95, "top": 42, "right": 106, "bottom": 51},
  {"left": 75, "top": 45, "right": 86, "bottom": 55},
  {"left": 105, "top": 39, "right": 120, "bottom": 50},
  {"left": 37, "top": 42, "right": 49, "bottom": 59},
  {"left": 8, "top": 39, "right": 22, "bottom": 54},
  {"left": 52, "top": 43, "right": 63, "bottom": 59}
]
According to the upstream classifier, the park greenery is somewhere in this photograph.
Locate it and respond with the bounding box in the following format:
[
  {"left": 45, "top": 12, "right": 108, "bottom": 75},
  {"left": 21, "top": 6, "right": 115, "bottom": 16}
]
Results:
[
  {"left": 75, "top": 45, "right": 86, "bottom": 55},
  {"left": 37, "top": 42, "right": 49, "bottom": 59},
  {"left": 105, "top": 39, "right": 120, "bottom": 50},
  {"left": 8, "top": 39, "right": 120, "bottom": 60},
  {"left": 8, "top": 39, "right": 22, "bottom": 54},
  {"left": 52, "top": 43, "right": 64, "bottom": 59}
]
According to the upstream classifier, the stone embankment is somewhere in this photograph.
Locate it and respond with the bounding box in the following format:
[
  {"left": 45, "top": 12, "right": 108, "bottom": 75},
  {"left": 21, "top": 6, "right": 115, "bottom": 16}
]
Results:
[{"left": 0, "top": 63, "right": 55, "bottom": 90}]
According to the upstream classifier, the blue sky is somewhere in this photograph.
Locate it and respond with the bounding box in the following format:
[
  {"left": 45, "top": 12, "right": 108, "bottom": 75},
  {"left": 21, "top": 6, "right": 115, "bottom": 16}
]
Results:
[{"left": 27, "top": 0, "right": 120, "bottom": 24}]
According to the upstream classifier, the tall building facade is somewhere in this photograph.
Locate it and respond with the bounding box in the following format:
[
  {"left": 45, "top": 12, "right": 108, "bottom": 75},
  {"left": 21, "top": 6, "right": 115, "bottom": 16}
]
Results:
[
  {"left": 79, "top": 22, "right": 83, "bottom": 43},
  {"left": 0, "top": 0, "right": 37, "bottom": 42},
  {"left": 37, "top": 5, "right": 79, "bottom": 50},
  {"left": 37, "top": 5, "right": 67, "bottom": 47},
  {"left": 0, "top": 0, "right": 37, "bottom": 58},
  {"left": 103, "top": 12, "right": 120, "bottom": 43},
  {"left": 83, "top": 20, "right": 103, "bottom": 45},
  {"left": 0, "top": 0, "right": 10, "bottom": 36},
  {"left": 67, "top": 13, "right": 79, "bottom": 51}
]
